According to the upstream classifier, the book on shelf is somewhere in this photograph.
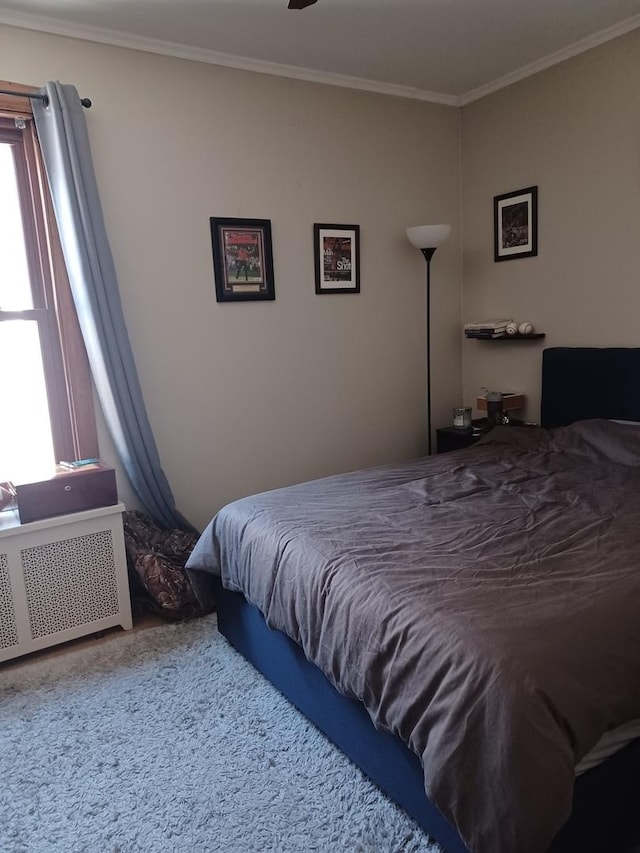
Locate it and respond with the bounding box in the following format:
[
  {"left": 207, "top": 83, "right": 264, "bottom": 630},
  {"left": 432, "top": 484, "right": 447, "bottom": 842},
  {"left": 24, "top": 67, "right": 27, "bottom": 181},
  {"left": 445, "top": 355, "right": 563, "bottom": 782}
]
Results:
[
  {"left": 464, "top": 319, "right": 513, "bottom": 331},
  {"left": 465, "top": 330, "right": 507, "bottom": 338}
]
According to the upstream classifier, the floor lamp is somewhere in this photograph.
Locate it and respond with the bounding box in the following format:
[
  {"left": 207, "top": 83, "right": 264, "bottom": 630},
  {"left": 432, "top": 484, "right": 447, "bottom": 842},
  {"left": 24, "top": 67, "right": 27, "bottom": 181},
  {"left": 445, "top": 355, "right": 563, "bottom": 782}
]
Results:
[{"left": 406, "top": 224, "right": 451, "bottom": 455}]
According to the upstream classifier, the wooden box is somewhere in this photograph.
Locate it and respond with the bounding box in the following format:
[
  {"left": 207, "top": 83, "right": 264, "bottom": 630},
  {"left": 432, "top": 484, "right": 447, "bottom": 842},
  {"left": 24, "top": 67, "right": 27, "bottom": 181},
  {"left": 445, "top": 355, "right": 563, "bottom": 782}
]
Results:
[
  {"left": 476, "top": 393, "right": 525, "bottom": 413},
  {"left": 15, "top": 463, "right": 118, "bottom": 524}
]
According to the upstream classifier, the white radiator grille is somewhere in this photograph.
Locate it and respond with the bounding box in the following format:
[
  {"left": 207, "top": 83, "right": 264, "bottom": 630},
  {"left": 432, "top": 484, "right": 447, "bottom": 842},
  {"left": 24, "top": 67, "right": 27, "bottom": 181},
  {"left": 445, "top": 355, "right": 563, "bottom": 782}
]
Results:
[
  {"left": 0, "top": 554, "right": 19, "bottom": 649},
  {"left": 22, "top": 530, "right": 120, "bottom": 639}
]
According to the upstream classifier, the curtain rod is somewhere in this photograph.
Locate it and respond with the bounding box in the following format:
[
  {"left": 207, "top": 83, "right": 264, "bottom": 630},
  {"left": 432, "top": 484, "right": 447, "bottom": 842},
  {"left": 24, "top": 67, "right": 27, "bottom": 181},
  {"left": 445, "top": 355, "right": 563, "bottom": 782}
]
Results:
[{"left": 0, "top": 87, "right": 92, "bottom": 108}]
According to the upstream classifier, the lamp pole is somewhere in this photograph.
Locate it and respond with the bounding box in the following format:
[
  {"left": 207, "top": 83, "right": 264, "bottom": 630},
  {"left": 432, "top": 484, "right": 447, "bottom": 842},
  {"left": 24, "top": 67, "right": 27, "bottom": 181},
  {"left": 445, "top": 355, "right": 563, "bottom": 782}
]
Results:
[
  {"left": 406, "top": 225, "right": 451, "bottom": 456},
  {"left": 421, "top": 248, "right": 436, "bottom": 456}
]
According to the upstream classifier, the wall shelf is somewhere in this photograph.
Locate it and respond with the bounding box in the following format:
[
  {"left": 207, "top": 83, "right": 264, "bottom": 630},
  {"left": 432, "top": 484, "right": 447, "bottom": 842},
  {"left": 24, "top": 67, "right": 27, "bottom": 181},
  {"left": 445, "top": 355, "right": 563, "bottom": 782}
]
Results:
[{"left": 466, "top": 333, "right": 545, "bottom": 341}]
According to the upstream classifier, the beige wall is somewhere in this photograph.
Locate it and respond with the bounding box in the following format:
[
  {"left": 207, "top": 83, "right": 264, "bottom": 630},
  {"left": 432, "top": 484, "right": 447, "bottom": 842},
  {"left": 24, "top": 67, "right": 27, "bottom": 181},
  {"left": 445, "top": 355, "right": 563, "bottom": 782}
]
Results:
[
  {"left": 3, "top": 22, "right": 638, "bottom": 527},
  {"left": 461, "top": 30, "right": 640, "bottom": 423},
  {"left": 1, "top": 24, "right": 462, "bottom": 529}
]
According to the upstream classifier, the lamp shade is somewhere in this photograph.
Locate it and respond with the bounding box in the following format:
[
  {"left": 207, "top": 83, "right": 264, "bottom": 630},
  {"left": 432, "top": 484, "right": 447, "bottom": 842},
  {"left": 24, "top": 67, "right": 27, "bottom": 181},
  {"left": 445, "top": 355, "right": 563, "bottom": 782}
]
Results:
[{"left": 406, "top": 224, "right": 451, "bottom": 250}]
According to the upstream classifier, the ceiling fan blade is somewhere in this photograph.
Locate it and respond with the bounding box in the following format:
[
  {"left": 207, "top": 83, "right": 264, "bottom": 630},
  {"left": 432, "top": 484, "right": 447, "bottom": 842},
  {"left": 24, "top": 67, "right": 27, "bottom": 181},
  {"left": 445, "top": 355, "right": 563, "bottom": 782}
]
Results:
[{"left": 288, "top": 0, "right": 318, "bottom": 8}]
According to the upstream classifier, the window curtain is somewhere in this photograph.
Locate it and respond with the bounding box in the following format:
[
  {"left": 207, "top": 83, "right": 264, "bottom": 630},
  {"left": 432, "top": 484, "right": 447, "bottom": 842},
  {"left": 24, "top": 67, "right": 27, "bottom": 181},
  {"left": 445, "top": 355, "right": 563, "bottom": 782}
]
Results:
[{"left": 33, "top": 82, "right": 195, "bottom": 533}]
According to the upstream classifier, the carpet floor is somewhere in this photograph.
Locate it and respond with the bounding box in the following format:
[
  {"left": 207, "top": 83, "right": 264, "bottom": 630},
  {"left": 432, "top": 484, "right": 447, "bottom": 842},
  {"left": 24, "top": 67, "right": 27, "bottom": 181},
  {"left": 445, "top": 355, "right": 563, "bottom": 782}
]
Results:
[{"left": 0, "top": 615, "right": 440, "bottom": 853}]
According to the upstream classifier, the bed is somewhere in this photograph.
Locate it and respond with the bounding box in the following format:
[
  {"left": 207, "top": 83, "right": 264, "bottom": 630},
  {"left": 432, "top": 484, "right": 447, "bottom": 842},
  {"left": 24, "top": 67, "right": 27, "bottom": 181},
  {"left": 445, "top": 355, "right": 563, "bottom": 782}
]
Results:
[{"left": 186, "top": 347, "right": 640, "bottom": 853}]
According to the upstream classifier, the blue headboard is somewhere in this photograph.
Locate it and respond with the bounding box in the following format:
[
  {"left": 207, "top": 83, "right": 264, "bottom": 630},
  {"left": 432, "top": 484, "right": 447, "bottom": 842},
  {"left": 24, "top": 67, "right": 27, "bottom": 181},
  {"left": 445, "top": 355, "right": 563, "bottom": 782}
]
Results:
[{"left": 541, "top": 347, "right": 640, "bottom": 428}]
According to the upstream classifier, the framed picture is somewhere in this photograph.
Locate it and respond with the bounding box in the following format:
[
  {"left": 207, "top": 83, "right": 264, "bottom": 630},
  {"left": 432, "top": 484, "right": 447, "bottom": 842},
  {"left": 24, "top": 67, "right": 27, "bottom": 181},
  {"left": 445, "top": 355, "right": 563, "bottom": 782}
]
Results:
[
  {"left": 314, "top": 223, "right": 360, "bottom": 294},
  {"left": 210, "top": 217, "right": 275, "bottom": 302},
  {"left": 494, "top": 186, "right": 538, "bottom": 262}
]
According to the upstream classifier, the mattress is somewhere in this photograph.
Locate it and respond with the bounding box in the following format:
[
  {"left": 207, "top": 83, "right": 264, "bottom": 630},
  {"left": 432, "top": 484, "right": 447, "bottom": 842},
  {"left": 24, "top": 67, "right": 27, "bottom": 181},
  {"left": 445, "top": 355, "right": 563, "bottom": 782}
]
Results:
[{"left": 576, "top": 720, "right": 640, "bottom": 776}]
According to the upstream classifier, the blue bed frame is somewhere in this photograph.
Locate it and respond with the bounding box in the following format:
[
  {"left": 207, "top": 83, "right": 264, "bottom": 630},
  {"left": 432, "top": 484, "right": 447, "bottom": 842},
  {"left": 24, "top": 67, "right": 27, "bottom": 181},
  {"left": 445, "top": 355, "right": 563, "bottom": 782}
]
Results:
[
  {"left": 216, "top": 580, "right": 640, "bottom": 853},
  {"left": 212, "top": 348, "right": 640, "bottom": 853}
]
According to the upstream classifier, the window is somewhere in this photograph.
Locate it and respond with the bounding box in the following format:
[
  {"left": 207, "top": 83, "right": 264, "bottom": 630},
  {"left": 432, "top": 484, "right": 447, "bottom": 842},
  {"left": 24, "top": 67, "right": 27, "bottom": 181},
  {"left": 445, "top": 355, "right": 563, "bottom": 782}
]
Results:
[{"left": 0, "top": 82, "right": 97, "bottom": 484}]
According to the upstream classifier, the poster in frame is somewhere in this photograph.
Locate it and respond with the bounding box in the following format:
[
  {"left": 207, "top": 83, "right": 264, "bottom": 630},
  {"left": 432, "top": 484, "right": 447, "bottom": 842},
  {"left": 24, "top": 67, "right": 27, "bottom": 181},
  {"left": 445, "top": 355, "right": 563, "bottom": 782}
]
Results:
[
  {"left": 314, "top": 223, "right": 360, "bottom": 294},
  {"left": 493, "top": 186, "right": 538, "bottom": 262},
  {"left": 210, "top": 217, "right": 275, "bottom": 302}
]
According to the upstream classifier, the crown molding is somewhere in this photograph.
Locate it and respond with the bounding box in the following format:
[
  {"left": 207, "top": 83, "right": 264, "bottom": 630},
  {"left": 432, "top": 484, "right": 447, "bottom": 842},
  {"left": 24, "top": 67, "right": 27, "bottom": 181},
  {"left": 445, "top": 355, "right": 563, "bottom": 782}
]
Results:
[
  {"left": 0, "top": 8, "right": 459, "bottom": 106},
  {"left": 460, "top": 12, "right": 640, "bottom": 105},
  {"left": 2, "top": 7, "right": 640, "bottom": 109}
]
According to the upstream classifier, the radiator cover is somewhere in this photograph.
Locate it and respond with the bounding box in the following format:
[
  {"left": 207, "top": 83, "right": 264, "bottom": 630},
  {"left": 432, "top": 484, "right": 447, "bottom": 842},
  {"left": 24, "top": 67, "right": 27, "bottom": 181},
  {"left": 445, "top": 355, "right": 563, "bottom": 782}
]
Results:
[{"left": 0, "top": 503, "right": 132, "bottom": 662}]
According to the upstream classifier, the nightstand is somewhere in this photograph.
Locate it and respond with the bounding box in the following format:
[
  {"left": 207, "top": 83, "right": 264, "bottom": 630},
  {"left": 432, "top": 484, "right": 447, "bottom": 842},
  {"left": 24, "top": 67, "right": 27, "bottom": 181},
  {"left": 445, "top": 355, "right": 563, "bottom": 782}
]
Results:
[
  {"left": 436, "top": 424, "right": 487, "bottom": 454},
  {"left": 436, "top": 419, "right": 536, "bottom": 453}
]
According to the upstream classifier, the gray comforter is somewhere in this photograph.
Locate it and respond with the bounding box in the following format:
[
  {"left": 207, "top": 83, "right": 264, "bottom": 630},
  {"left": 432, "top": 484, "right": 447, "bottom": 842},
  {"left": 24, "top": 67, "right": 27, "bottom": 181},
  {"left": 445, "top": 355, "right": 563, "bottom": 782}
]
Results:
[{"left": 186, "top": 419, "right": 640, "bottom": 853}]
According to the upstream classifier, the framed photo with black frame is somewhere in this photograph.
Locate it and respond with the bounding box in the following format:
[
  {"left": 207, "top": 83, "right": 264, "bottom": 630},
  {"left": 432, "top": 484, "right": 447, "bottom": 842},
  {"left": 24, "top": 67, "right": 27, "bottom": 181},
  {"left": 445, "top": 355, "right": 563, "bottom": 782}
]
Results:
[
  {"left": 314, "top": 223, "right": 360, "bottom": 294},
  {"left": 493, "top": 186, "right": 538, "bottom": 262},
  {"left": 210, "top": 217, "right": 275, "bottom": 302}
]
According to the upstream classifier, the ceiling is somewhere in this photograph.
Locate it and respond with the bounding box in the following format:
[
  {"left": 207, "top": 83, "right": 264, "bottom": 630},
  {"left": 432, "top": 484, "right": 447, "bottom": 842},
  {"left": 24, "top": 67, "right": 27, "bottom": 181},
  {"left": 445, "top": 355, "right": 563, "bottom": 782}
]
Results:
[{"left": 2, "top": 0, "right": 640, "bottom": 104}]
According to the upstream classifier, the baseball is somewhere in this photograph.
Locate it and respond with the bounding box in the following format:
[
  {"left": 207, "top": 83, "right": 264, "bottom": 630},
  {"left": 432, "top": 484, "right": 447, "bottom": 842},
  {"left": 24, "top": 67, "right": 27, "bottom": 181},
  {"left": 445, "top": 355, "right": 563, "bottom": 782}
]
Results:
[
  {"left": 505, "top": 322, "right": 519, "bottom": 336},
  {"left": 518, "top": 322, "right": 534, "bottom": 335}
]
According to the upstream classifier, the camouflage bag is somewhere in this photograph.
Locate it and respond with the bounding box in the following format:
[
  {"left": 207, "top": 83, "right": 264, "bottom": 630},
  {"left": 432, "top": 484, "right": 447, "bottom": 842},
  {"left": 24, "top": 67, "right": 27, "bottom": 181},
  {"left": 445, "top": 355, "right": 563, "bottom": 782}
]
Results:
[{"left": 123, "top": 510, "right": 211, "bottom": 621}]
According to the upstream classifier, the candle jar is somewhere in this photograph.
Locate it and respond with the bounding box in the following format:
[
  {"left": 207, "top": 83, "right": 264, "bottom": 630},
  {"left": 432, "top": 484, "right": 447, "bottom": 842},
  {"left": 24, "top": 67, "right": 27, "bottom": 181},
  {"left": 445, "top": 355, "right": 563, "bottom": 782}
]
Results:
[{"left": 453, "top": 406, "right": 472, "bottom": 429}]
